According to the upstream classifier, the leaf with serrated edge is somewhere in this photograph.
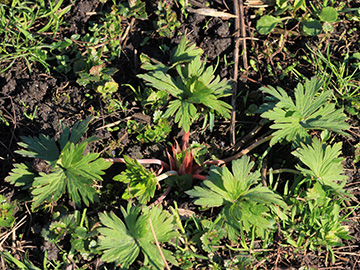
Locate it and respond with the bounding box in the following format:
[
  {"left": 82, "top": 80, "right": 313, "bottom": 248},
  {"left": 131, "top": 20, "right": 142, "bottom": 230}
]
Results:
[
  {"left": 5, "top": 163, "right": 35, "bottom": 189},
  {"left": 292, "top": 138, "right": 348, "bottom": 192},
  {"left": 261, "top": 77, "right": 349, "bottom": 146},
  {"left": 186, "top": 156, "right": 286, "bottom": 241},
  {"left": 16, "top": 134, "right": 59, "bottom": 167},
  {"left": 31, "top": 142, "right": 111, "bottom": 209},
  {"left": 98, "top": 204, "right": 178, "bottom": 268},
  {"left": 113, "top": 156, "right": 158, "bottom": 203}
]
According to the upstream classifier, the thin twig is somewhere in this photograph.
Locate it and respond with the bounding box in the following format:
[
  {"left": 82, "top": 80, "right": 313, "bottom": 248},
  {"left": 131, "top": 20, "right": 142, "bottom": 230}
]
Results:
[
  {"left": 0, "top": 215, "right": 27, "bottom": 250},
  {"left": 230, "top": 0, "right": 241, "bottom": 146},
  {"left": 232, "top": 118, "right": 266, "bottom": 153},
  {"left": 148, "top": 217, "right": 171, "bottom": 270},
  {"left": 221, "top": 134, "right": 273, "bottom": 163},
  {"left": 239, "top": 0, "right": 248, "bottom": 70},
  {"left": 152, "top": 186, "right": 172, "bottom": 207}
]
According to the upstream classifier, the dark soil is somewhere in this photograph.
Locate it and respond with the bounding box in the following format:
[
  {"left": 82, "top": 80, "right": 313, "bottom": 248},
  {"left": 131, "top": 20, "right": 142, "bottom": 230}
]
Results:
[{"left": 1, "top": 0, "right": 360, "bottom": 269}]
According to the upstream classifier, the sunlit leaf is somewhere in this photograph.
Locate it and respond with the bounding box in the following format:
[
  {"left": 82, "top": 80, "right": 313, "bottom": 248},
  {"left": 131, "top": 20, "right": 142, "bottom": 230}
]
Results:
[
  {"left": 97, "top": 203, "right": 178, "bottom": 268},
  {"left": 186, "top": 156, "right": 287, "bottom": 241}
]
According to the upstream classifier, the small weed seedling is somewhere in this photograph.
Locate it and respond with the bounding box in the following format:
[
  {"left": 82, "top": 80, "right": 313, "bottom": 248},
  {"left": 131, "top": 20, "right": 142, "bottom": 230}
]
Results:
[
  {"left": 0, "top": 195, "right": 16, "bottom": 228},
  {"left": 256, "top": 1, "right": 341, "bottom": 36},
  {"left": 0, "top": 0, "right": 71, "bottom": 73}
]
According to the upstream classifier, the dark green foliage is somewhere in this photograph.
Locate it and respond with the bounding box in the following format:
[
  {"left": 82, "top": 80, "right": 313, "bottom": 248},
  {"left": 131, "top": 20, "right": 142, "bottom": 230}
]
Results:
[
  {"left": 5, "top": 118, "right": 111, "bottom": 209},
  {"left": 138, "top": 38, "right": 232, "bottom": 132}
]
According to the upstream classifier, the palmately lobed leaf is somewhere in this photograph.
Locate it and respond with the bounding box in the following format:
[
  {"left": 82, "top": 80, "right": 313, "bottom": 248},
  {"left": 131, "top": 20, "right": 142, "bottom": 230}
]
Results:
[
  {"left": 187, "top": 156, "right": 287, "bottom": 241},
  {"left": 113, "top": 156, "right": 158, "bottom": 203},
  {"left": 138, "top": 39, "right": 232, "bottom": 133},
  {"left": 292, "top": 138, "right": 348, "bottom": 190},
  {"left": 260, "top": 77, "right": 349, "bottom": 146},
  {"left": 98, "top": 211, "right": 140, "bottom": 268},
  {"left": 5, "top": 163, "right": 35, "bottom": 189},
  {"left": 98, "top": 204, "right": 178, "bottom": 269},
  {"left": 31, "top": 142, "right": 111, "bottom": 209},
  {"left": 170, "top": 37, "right": 203, "bottom": 67},
  {"left": 32, "top": 169, "right": 66, "bottom": 209},
  {"left": 16, "top": 134, "right": 60, "bottom": 168}
]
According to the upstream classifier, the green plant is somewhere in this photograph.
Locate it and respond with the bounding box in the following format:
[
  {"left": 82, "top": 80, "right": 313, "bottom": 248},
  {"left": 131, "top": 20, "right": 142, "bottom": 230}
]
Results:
[
  {"left": 117, "top": 0, "right": 148, "bottom": 20},
  {"left": 138, "top": 38, "right": 233, "bottom": 133},
  {"left": 186, "top": 156, "right": 287, "bottom": 244},
  {"left": 42, "top": 209, "right": 99, "bottom": 261},
  {"left": 126, "top": 111, "right": 171, "bottom": 143},
  {"left": 0, "top": 195, "right": 16, "bottom": 228},
  {"left": 0, "top": 0, "right": 71, "bottom": 73},
  {"left": 77, "top": 63, "right": 121, "bottom": 113},
  {"left": 154, "top": 0, "right": 181, "bottom": 38},
  {"left": 20, "top": 101, "right": 37, "bottom": 121},
  {"left": 256, "top": 1, "right": 342, "bottom": 36},
  {"left": 5, "top": 118, "right": 111, "bottom": 210},
  {"left": 127, "top": 84, "right": 169, "bottom": 113},
  {"left": 0, "top": 251, "right": 41, "bottom": 270},
  {"left": 97, "top": 203, "right": 179, "bottom": 269},
  {"left": 292, "top": 137, "right": 349, "bottom": 193},
  {"left": 285, "top": 181, "right": 351, "bottom": 264},
  {"left": 0, "top": 110, "right": 10, "bottom": 126},
  {"left": 304, "top": 45, "right": 360, "bottom": 118},
  {"left": 77, "top": 63, "right": 118, "bottom": 90},
  {"left": 113, "top": 155, "right": 162, "bottom": 204},
  {"left": 259, "top": 77, "right": 349, "bottom": 147},
  {"left": 279, "top": 137, "right": 353, "bottom": 263}
]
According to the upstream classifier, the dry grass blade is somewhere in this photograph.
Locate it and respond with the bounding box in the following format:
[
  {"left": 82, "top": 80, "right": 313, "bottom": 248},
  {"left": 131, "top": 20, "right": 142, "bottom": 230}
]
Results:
[
  {"left": 245, "top": 0, "right": 275, "bottom": 8},
  {"left": 148, "top": 217, "right": 171, "bottom": 270},
  {"left": 0, "top": 215, "right": 27, "bottom": 250},
  {"left": 187, "top": 7, "right": 237, "bottom": 19}
]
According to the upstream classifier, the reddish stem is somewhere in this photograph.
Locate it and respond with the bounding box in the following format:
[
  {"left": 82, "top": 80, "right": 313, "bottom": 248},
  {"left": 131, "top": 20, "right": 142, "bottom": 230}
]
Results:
[
  {"left": 193, "top": 174, "right": 207, "bottom": 181},
  {"left": 152, "top": 186, "right": 172, "bottom": 206},
  {"left": 182, "top": 130, "right": 190, "bottom": 150},
  {"left": 105, "top": 158, "right": 170, "bottom": 170}
]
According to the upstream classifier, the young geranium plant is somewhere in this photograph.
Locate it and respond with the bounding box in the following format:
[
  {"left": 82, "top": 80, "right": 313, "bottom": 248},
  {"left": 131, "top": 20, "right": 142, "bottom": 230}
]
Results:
[
  {"left": 107, "top": 38, "right": 232, "bottom": 203},
  {"left": 5, "top": 118, "right": 111, "bottom": 210}
]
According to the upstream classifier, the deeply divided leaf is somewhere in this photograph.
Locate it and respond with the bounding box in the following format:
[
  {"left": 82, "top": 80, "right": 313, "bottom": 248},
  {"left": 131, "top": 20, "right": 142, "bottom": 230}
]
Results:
[
  {"left": 32, "top": 142, "right": 111, "bottom": 209},
  {"left": 113, "top": 156, "right": 158, "bottom": 204},
  {"left": 98, "top": 204, "right": 178, "bottom": 269},
  {"left": 260, "top": 77, "right": 349, "bottom": 146},
  {"left": 186, "top": 156, "right": 286, "bottom": 241},
  {"left": 292, "top": 138, "right": 348, "bottom": 193}
]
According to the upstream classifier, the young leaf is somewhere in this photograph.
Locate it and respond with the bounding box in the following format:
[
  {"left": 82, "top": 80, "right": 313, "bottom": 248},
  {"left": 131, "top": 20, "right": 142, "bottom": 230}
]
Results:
[
  {"left": 113, "top": 156, "right": 158, "bottom": 204},
  {"left": 5, "top": 162, "right": 35, "bottom": 189},
  {"left": 58, "top": 117, "right": 96, "bottom": 150},
  {"left": 292, "top": 138, "right": 348, "bottom": 193},
  {"left": 260, "top": 77, "right": 349, "bottom": 146},
  {"left": 170, "top": 37, "right": 203, "bottom": 67},
  {"left": 302, "top": 19, "right": 322, "bottom": 36},
  {"left": 186, "top": 156, "right": 287, "bottom": 241},
  {"left": 31, "top": 141, "right": 111, "bottom": 209},
  {"left": 97, "top": 203, "right": 178, "bottom": 269},
  {"left": 319, "top": 7, "right": 338, "bottom": 23},
  {"left": 139, "top": 55, "right": 232, "bottom": 132},
  {"left": 256, "top": 15, "right": 282, "bottom": 35},
  {"left": 16, "top": 134, "right": 60, "bottom": 168}
]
